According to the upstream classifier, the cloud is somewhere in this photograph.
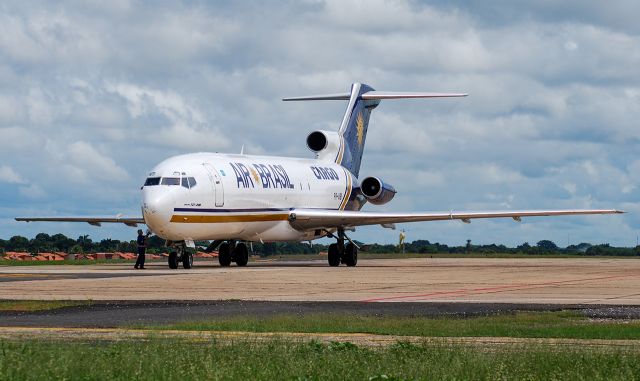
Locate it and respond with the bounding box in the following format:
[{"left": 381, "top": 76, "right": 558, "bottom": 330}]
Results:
[
  {"left": 1, "top": 1, "right": 638, "bottom": 246},
  {"left": 0, "top": 165, "right": 27, "bottom": 184},
  {"left": 19, "top": 183, "right": 46, "bottom": 199},
  {"left": 65, "top": 141, "right": 130, "bottom": 180}
]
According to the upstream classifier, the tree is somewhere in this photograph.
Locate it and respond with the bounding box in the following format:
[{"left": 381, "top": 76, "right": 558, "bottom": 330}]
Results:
[
  {"left": 51, "top": 234, "right": 76, "bottom": 252},
  {"left": 8, "top": 236, "right": 29, "bottom": 252},
  {"left": 536, "top": 240, "right": 558, "bottom": 252}
]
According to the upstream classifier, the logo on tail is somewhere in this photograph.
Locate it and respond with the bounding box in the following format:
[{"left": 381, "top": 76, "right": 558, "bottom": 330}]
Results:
[{"left": 356, "top": 112, "right": 364, "bottom": 147}]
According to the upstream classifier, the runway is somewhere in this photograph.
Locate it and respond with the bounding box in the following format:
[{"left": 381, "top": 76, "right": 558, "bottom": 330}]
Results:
[{"left": 0, "top": 257, "right": 639, "bottom": 304}]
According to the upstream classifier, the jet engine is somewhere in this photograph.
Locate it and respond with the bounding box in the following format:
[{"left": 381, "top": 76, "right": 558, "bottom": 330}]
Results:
[
  {"left": 360, "top": 176, "right": 396, "bottom": 205},
  {"left": 307, "top": 130, "right": 341, "bottom": 154}
]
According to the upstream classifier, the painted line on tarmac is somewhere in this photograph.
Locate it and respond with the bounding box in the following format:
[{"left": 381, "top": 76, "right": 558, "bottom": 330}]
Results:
[{"left": 361, "top": 274, "right": 636, "bottom": 303}]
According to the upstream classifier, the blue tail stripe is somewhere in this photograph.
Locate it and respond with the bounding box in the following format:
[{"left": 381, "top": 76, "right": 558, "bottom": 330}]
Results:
[{"left": 336, "top": 83, "right": 380, "bottom": 177}]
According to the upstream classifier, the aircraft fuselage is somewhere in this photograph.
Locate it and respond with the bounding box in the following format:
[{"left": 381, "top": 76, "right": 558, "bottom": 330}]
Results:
[{"left": 142, "top": 152, "right": 361, "bottom": 242}]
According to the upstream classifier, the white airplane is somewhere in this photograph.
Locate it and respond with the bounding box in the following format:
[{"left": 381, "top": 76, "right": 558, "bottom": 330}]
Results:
[{"left": 17, "top": 83, "right": 622, "bottom": 268}]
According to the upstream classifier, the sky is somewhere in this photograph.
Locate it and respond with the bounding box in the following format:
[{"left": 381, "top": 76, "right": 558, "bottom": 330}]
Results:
[{"left": 1, "top": 0, "right": 639, "bottom": 247}]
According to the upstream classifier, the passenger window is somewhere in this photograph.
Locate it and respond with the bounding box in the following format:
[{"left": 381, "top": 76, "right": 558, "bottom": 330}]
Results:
[
  {"left": 181, "top": 177, "right": 189, "bottom": 189},
  {"left": 144, "top": 177, "right": 161, "bottom": 186},
  {"left": 161, "top": 177, "right": 180, "bottom": 186},
  {"left": 188, "top": 177, "right": 197, "bottom": 188}
]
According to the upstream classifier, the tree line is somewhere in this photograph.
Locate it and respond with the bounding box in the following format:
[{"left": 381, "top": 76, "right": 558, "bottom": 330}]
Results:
[{"left": 1, "top": 233, "right": 639, "bottom": 257}]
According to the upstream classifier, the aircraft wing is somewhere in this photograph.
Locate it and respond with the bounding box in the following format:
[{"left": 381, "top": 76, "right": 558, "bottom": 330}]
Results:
[
  {"left": 15, "top": 216, "right": 145, "bottom": 227},
  {"left": 287, "top": 209, "right": 623, "bottom": 231}
]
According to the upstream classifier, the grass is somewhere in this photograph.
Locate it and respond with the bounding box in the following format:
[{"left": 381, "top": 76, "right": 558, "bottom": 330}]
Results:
[
  {"left": 145, "top": 311, "right": 640, "bottom": 340},
  {"left": 0, "top": 338, "right": 638, "bottom": 380},
  {"left": 0, "top": 300, "right": 92, "bottom": 312}
]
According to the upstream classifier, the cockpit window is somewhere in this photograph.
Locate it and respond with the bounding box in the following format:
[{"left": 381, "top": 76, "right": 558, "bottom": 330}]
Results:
[
  {"left": 181, "top": 177, "right": 197, "bottom": 189},
  {"left": 144, "top": 177, "right": 161, "bottom": 186},
  {"left": 161, "top": 177, "right": 180, "bottom": 186}
]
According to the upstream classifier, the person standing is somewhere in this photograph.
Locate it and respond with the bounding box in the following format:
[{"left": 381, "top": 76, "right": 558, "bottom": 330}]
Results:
[{"left": 135, "top": 229, "right": 151, "bottom": 269}]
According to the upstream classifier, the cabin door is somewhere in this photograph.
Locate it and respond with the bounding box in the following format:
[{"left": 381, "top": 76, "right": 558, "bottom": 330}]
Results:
[{"left": 203, "top": 163, "right": 224, "bottom": 207}]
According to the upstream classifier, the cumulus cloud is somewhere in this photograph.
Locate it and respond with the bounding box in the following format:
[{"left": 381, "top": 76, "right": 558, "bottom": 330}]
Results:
[
  {"left": 0, "top": 0, "right": 637, "bottom": 245},
  {"left": 0, "top": 165, "right": 26, "bottom": 184}
]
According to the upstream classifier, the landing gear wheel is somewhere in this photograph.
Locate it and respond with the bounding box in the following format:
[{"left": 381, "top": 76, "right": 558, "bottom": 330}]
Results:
[
  {"left": 218, "top": 242, "right": 232, "bottom": 267},
  {"left": 234, "top": 243, "right": 249, "bottom": 267},
  {"left": 182, "top": 251, "right": 193, "bottom": 269},
  {"left": 328, "top": 244, "right": 340, "bottom": 267},
  {"left": 168, "top": 252, "right": 178, "bottom": 269},
  {"left": 344, "top": 243, "right": 358, "bottom": 267}
]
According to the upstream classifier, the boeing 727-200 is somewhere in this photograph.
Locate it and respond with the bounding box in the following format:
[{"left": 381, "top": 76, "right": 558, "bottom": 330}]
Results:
[{"left": 16, "top": 83, "right": 622, "bottom": 268}]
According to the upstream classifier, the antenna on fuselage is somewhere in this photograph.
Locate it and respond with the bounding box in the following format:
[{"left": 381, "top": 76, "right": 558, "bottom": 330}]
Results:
[{"left": 240, "top": 144, "right": 245, "bottom": 155}]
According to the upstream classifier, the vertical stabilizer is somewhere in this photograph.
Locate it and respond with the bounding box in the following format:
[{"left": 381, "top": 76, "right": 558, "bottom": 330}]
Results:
[{"left": 335, "top": 83, "right": 379, "bottom": 177}]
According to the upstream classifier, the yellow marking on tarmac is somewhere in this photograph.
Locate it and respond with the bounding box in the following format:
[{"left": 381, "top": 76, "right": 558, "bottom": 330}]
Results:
[
  {"left": 170, "top": 213, "right": 289, "bottom": 223},
  {"left": 0, "top": 274, "right": 53, "bottom": 278}
]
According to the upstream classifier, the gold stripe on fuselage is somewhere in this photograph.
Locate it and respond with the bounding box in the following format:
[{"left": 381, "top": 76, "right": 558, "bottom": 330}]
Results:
[
  {"left": 335, "top": 136, "right": 345, "bottom": 165},
  {"left": 170, "top": 213, "right": 289, "bottom": 224},
  {"left": 339, "top": 168, "right": 352, "bottom": 210}
]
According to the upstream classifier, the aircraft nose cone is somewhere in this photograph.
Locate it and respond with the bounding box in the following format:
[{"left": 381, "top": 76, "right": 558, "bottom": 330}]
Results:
[{"left": 142, "top": 189, "right": 174, "bottom": 235}]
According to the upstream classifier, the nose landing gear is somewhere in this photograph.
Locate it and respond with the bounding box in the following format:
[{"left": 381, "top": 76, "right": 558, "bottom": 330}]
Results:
[
  {"left": 167, "top": 241, "right": 193, "bottom": 269},
  {"left": 327, "top": 228, "right": 358, "bottom": 267}
]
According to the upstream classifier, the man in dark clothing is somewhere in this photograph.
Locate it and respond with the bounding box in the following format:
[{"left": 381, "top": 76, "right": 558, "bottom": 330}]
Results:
[{"left": 135, "top": 229, "right": 151, "bottom": 269}]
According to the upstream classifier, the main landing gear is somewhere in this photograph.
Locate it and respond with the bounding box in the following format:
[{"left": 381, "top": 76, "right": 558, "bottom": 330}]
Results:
[
  {"left": 168, "top": 241, "right": 193, "bottom": 269},
  {"left": 217, "top": 240, "right": 249, "bottom": 267},
  {"left": 327, "top": 228, "right": 358, "bottom": 267}
]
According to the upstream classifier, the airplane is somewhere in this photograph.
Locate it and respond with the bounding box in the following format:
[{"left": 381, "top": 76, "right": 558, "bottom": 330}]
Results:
[{"left": 16, "top": 82, "right": 622, "bottom": 268}]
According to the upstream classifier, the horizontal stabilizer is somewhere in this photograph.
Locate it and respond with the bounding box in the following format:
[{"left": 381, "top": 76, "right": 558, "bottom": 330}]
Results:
[
  {"left": 283, "top": 93, "right": 351, "bottom": 101},
  {"left": 361, "top": 91, "right": 467, "bottom": 99},
  {"left": 283, "top": 90, "right": 467, "bottom": 102}
]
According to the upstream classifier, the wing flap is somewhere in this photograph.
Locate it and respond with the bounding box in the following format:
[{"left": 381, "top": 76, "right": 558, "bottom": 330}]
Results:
[{"left": 288, "top": 209, "right": 623, "bottom": 231}]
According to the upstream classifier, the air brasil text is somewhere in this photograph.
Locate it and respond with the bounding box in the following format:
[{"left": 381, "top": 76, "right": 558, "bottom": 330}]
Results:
[{"left": 229, "top": 162, "right": 294, "bottom": 189}]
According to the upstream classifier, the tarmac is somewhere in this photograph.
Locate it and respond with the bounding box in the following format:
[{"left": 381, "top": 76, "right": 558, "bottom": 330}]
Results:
[
  {"left": 0, "top": 257, "right": 639, "bottom": 304},
  {"left": 1, "top": 257, "right": 640, "bottom": 328}
]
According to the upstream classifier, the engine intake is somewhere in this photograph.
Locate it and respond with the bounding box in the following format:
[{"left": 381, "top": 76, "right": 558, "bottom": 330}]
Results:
[
  {"left": 360, "top": 177, "right": 396, "bottom": 205},
  {"left": 306, "top": 131, "right": 328, "bottom": 152}
]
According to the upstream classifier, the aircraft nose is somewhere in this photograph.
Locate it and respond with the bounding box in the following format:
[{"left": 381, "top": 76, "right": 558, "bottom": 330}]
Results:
[{"left": 142, "top": 188, "right": 174, "bottom": 235}]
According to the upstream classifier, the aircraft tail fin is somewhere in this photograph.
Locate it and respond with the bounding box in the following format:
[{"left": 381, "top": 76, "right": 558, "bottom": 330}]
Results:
[{"left": 284, "top": 83, "right": 466, "bottom": 177}]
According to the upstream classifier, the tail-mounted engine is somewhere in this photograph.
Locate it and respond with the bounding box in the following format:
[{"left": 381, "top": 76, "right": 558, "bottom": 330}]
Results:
[
  {"left": 306, "top": 130, "right": 342, "bottom": 162},
  {"left": 360, "top": 176, "right": 396, "bottom": 205}
]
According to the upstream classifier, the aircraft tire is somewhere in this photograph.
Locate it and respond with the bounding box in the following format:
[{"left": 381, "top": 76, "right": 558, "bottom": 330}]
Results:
[
  {"left": 328, "top": 244, "right": 340, "bottom": 267},
  {"left": 182, "top": 252, "right": 193, "bottom": 269},
  {"left": 344, "top": 243, "right": 357, "bottom": 267},
  {"left": 235, "top": 243, "right": 249, "bottom": 266},
  {"left": 168, "top": 252, "right": 178, "bottom": 269},
  {"left": 218, "top": 243, "right": 232, "bottom": 267}
]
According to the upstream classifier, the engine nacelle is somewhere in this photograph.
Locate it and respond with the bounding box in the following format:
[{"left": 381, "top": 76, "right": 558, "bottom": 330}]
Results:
[
  {"left": 360, "top": 176, "right": 396, "bottom": 205},
  {"left": 306, "top": 130, "right": 342, "bottom": 162}
]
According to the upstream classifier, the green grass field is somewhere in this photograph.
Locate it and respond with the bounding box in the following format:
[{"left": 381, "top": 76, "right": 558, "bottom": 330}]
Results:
[
  {"left": 147, "top": 311, "right": 640, "bottom": 340},
  {"left": 0, "top": 338, "right": 638, "bottom": 380},
  {"left": 2, "top": 308, "right": 640, "bottom": 379}
]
